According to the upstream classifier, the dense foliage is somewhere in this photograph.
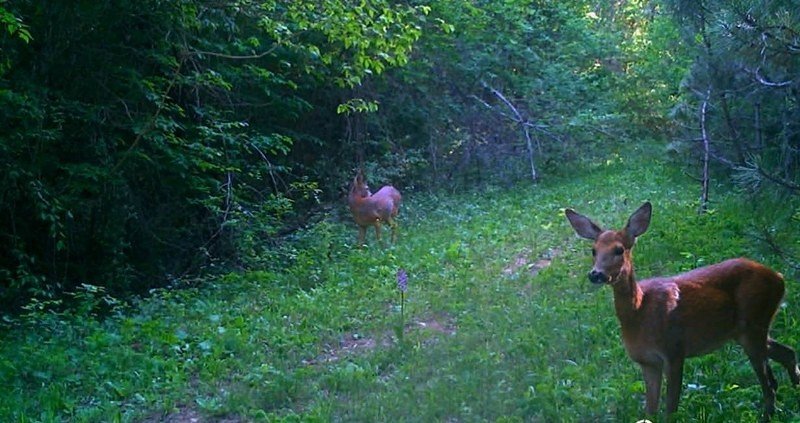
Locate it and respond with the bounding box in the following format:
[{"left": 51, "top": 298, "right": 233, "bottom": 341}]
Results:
[
  {"left": 2, "top": 145, "right": 798, "bottom": 421},
  {"left": 1, "top": 0, "right": 799, "bottom": 421},
  {"left": 665, "top": 0, "right": 800, "bottom": 194},
  {"left": 0, "top": 0, "right": 796, "bottom": 312},
  {"left": 0, "top": 0, "right": 428, "bottom": 307},
  {"left": 0, "top": 0, "right": 656, "bottom": 309}
]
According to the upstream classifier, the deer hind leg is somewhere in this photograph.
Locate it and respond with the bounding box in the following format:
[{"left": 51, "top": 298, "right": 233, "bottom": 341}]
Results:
[
  {"left": 387, "top": 217, "right": 397, "bottom": 243},
  {"left": 768, "top": 338, "right": 800, "bottom": 385},
  {"left": 747, "top": 353, "right": 777, "bottom": 421},
  {"left": 739, "top": 332, "right": 776, "bottom": 420}
]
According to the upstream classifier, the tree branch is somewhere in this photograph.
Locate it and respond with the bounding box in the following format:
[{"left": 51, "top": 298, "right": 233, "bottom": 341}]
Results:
[
  {"left": 477, "top": 82, "right": 539, "bottom": 182},
  {"left": 248, "top": 141, "right": 285, "bottom": 194},
  {"left": 748, "top": 67, "right": 793, "bottom": 88},
  {"left": 188, "top": 45, "right": 279, "bottom": 60},
  {"left": 699, "top": 87, "right": 712, "bottom": 213},
  {"left": 755, "top": 166, "right": 800, "bottom": 192},
  {"left": 751, "top": 228, "right": 800, "bottom": 272},
  {"left": 111, "top": 57, "right": 185, "bottom": 174}
]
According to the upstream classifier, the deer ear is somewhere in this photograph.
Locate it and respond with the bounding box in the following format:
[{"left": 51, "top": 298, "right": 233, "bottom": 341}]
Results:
[
  {"left": 625, "top": 202, "right": 652, "bottom": 239},
  {"left": 565, "top": 209, "right": 603, "bottom": 240}
]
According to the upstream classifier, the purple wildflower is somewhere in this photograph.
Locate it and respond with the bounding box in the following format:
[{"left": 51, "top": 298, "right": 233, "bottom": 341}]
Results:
[{"left": 397, "top": 269, "right": 408, "bottom": 293}]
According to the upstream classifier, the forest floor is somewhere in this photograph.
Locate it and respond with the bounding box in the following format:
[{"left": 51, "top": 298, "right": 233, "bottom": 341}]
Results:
[{"left": 2, "top": 142, "right": 800, "bottom": 422}]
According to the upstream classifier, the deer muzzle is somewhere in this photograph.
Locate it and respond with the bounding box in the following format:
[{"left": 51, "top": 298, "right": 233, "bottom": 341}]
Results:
[{"left": 588, "top": 269, "right": 609, "bottom": 285}]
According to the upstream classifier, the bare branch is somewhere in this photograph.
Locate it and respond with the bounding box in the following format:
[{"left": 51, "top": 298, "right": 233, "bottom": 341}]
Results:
[
  {"left": 699, "top": 87, "right": 712, "bottom": 213},
  {"left": 188, "top": 46, "right": 278, "bottom": 60},
  {"left": 471, "top": 94, "right": 514, "bottom": 122},
  {"left": 751, "top": 228, "right": 800, "bottom": 272},
  {"left": 248, "top": 141, "right": 285, "bottom": 194},
  {"left": 476, "top": 82, "right": 539, "bottom": 182},
  {"left": 749, "top": 67, "right": 793, "bottom": 87},
  {"left": 755, "top": 166, "right": 800, "bottom": 192},
  {"left": 112, "top": 57, "right": 185, "bottom": 173},
  {"left": 186, "top": 28, "right": 303, "bottom": 61},
  {"left": 484, "top": 84, "right": 525, "bottom": 124},
  {"left": 708, "top": 149, "right": 736, "bottom": 168}
]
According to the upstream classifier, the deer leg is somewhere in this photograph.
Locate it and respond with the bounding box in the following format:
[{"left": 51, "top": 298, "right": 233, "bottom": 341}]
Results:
[
  {"left": 741, "top": 335, "right": 776, "bottom": 420},
  {"left": 665, "top": 356, "right": 685, "bottom": 415},
  {"left": 387, "top": 217, "right": 397, "bottom": 243},
  {"left": 768, "top": 338, "right": 800, "bottom": 385},
  {"left": 641, "top": 362, "right": 663, "bottom": 415},
  {"left": 748, "top": 354, "right": 776, "bottom": 421},
  {"left": 373, "top": 221, "right": 382, "bottom": 245},
  {"left": 358, "top": 226, "right": 366, "bottom": 247},
  {"left": 767, "top": 364, "right": 778, "bottom": 392}
]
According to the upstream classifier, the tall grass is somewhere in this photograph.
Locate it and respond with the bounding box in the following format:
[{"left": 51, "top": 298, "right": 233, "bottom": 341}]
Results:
[{"left": 2, "top": 145, "right": 799, "bottom": 422}]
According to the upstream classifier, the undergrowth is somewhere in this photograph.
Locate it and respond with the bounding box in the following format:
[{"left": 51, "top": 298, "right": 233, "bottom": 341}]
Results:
[{"left": 2, "top": 142, "right": 799, "bottom": 422}]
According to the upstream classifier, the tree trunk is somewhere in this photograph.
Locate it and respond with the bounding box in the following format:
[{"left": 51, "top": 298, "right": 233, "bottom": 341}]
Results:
[{"left": 700, "top": 88, "right": 712, "bottom": 213}]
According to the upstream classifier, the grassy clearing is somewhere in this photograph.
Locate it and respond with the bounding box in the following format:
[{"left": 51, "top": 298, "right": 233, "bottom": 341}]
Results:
[{"left": 2, "top": 143, "right": 800, "bottom": 422}]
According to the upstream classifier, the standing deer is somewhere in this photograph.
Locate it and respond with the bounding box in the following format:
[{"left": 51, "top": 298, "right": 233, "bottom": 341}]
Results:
[
  {"left": 565, "top": 202, "right": 799, "bottom": 421},
  {"left": 348, "top": 171, "right": 401, "bottom": 247}
]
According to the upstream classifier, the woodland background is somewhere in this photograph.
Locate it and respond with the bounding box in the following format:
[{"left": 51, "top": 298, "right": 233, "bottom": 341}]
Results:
[
  {"left": 2, "top": 1, "right": 800, "bottom": 421},
  {"left": 1, "top": 0, "right": 798, "bottom": 319}
]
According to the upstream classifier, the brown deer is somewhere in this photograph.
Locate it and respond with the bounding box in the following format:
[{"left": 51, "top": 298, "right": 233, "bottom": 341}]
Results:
[
  {"left": 565, "top": 202, "right": 799, "bottom": 421},
  {"left": 348, "top": 171, "right": 401, "bottom": 247}
]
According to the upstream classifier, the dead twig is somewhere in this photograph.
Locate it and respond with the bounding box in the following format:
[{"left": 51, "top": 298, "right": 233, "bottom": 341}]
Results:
[{"left": 475, "top": 82, "right": 539, "bottom": 182}]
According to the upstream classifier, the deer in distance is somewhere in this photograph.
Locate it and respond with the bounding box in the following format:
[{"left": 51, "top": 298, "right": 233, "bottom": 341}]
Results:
[
  {"left": 347, "top": 171, "right": 401, "bottom": 247},
  {"left": 565, "top": 202, "right": 799, "bottom": 421}
]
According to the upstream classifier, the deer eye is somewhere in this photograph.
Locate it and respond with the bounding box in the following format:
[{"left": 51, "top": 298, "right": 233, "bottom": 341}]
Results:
[{"left": 614, "top": 246, "right": 624, "bottom": 255}]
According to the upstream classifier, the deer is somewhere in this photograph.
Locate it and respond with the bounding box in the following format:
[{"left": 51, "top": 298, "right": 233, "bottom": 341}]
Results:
[
  {"left": 347, "top": 171, "right": 402, "bottom": 247},
  {"left": 565, "top": 201, "right": 799, "bottom": 421}
]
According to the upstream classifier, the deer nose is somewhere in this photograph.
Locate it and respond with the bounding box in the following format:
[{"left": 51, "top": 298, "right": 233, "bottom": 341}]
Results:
[{"left": 588, "top": 269, "right": 607, "bottom": 284}]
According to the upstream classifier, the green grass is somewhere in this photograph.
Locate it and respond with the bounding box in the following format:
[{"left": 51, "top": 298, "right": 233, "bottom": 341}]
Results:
[{"left": 2, "top": 143, "right": 800, "bottom": 422}]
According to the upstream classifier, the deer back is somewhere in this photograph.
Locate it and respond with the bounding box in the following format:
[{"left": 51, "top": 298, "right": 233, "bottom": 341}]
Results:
[
  {"left": 348, "top": 174, "right": 401, "bottom": 226},
  {"left": 632, "top": 258, "right": 785, "bottom": 358}
]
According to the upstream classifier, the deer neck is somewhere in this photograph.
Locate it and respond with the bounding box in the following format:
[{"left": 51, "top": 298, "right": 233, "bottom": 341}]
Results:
[
  {"left": 611, "top": 257, "right": 644, "bottom": 322},
  {"left": 348, "top": 189, "right": 365, "bottom": 206}
]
